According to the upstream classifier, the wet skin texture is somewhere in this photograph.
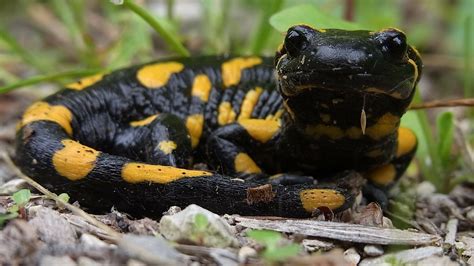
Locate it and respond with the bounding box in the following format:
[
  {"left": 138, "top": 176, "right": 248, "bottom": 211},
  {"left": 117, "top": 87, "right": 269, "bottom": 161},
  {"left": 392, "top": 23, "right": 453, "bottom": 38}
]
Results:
[{"left": 15, "top": 26, "right": 422, "bottom": 218}]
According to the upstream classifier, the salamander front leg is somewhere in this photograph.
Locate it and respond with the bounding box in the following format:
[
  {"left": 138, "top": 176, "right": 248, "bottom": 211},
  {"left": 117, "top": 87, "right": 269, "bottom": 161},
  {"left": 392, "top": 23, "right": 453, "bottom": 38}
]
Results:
[
  {"left": 206, "top": 119, "right": 281, "bottom": 178},
  {"left": 364, "top": 127, "right": 418, "bottom": 209}
]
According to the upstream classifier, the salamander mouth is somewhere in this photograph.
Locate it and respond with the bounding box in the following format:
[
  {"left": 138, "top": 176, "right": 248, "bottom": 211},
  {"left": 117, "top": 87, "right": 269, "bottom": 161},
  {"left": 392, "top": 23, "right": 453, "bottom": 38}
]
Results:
[{"left": 277, "top": 70, "right": 416, "bottom": 99}]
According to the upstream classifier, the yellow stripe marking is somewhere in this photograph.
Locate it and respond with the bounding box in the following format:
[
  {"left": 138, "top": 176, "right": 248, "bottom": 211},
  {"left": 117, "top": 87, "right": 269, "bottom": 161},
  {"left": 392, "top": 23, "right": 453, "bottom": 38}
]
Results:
[
  {"left": 191, "top": 74, "right": 212, "bottom": 102},
  {"left": 238, "top": 87, "right": 263, "bottom": 121},
  {"left": 19, "top": 101, "right": 73, "bottom": 136},
  {"left": 137, "top": 62, "right": 184, "bottom": 88},
  {"left": 122, "top": 163, "right": 211, "bottom": 184},
  {"left": 367, "top": 164, "right": 397, "bottom": 186},
  {"left": 52, "top": 140, "right": 100, "bottom": 181},
  {"left": 222, "top": 57, "right": 262, "bottom": 87},
  {"left": 158, "top": 140, "right": 177, "bottom": 154},
  {"left": 186, "top": 114, "right": 204, "bottom": 148},
  {"left": 239, "top": 119, "right": 280, "bottom": 143},
  {"left": 66, "top": 73, "right": 104, "bottom": 90},
  {"left": 217, "top": 101, "right": 236, "bottom": 125},
  {"left": 234, "top": 153, "right": 262, "bottom": 174},
  {"left": 300, "top": 189, "right": 345, "bottom": 212},
  {"left": 408, "top": 58, "right": 419, "bottom": 86},
  {"left": 365, "top": 113, "right": 400, "bottom": 140},
  {"left": 305, "top": 124, "right": 344, "bottom": 140},
  {"left": 129, "top": 114, "right": 159, "bottom": 127},
  {"left": 396, "top": 127, "right": 417, "bottom": 157}
]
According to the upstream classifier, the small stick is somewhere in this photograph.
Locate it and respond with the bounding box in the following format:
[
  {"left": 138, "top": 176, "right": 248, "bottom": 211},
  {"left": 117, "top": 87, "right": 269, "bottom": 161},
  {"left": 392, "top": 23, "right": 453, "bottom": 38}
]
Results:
[
  {"left": 1, "top": 151, "right": 122, "bottom": 241},
  {"left": 444, "top": 218, "right": 458, "bottom": 248},
  {"left": 409, "top": 98, "right": 474, "bottom": 110}
]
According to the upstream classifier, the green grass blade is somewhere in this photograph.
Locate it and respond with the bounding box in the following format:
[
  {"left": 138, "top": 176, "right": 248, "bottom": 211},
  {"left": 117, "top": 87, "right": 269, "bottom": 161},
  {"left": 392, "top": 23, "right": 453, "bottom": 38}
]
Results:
[
  {"left": 436, "top": 111, "right": 455, "bottom": 167},
  {"left": 247, "top": 0, "right": 284, "bottom": 54},
  {"left": 0, "top": 69, "right": 102, "bottom": 94},
  {"left": 122, "top": 0, "right": 190, "bottom": 57},
  {"left": 0, "top": 28, "right": 48, "bottom": 72}
]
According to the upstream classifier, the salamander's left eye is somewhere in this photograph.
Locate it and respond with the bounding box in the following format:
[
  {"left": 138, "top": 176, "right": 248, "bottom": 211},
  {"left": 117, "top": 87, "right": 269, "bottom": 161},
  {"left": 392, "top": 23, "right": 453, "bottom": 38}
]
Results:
[
  {"left": 284, "top": 26, "right": 310, "bottom": 57},
  {"left": 375, "top": 29, "right": 407, "bottom": 60}
]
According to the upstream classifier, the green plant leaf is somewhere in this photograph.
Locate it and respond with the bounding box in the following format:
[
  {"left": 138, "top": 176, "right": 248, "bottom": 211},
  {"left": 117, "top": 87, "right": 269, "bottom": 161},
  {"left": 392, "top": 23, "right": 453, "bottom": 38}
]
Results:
[
  {"left": 194, "top": 213, "right": 208, "bottom": 231},
  {"left": 58, "top": 193, "right": 70, "bottom": 203},
  {"left": 436, "top": 111, "right": 455, "bottom": 164},
  {"left": 0, "top": 212, "right": 18, "bottom": 228},
  {"left": 246, "top": 229, "right": 281, "bottom": 248},
  {"left": 269, "top": 4, "right": 362, "bottom": 32},
  {"left": 263, "top": 243, "right": 300, "bottom": 262},
  {"left": 12, "top": 189, "right": 31, "bottom": 208}
]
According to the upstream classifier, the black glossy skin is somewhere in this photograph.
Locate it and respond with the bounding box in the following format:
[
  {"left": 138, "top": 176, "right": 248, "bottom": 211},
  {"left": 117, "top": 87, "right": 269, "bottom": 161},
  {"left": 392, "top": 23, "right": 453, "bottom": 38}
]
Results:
[{"left": 15, "top": 26, "right": 422, "bottom": 218}]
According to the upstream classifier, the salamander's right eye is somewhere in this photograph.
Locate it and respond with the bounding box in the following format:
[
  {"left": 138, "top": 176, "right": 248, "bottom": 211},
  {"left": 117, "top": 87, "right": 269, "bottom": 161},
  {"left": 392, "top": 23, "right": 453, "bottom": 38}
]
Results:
[
  {"left": 284, "top": 26, "right": 310, "bottom": 57},
  {"left": 375, "top": 28, "right": 408, "bottom": 61}
]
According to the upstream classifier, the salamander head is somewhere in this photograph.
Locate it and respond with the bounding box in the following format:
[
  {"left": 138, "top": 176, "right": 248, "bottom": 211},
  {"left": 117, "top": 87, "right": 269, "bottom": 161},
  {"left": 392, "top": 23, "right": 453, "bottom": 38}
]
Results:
[{"left": 275, "top": 25, "right": 422, "bottom": 100}]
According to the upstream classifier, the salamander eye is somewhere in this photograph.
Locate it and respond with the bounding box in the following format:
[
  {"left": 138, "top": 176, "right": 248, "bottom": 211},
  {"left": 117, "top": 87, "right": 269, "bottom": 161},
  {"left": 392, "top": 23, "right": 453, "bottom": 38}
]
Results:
[
  {"left": 375, "top": 29, "right": 407, "bottom": 60},
  {"left": 284, "top": 26, "right": 309, "bottom": 57}
]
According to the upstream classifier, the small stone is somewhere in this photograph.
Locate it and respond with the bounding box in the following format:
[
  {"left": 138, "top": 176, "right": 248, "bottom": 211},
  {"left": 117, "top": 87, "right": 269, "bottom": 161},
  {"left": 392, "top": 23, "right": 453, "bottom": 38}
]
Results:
[
  {"left": 302, "top": 239, "right": 335, "bottom": 252},
  {"left": 77, "top": 256, "right": 103, "bottom": 266},
  {"left": 163, "top": 206, "right": 181, "bottom": 216},
  {"left": 28, "top": 207, "right": 77, "bottom": 244},
  {"left": 382, "top": 217, "right": 394, "bottom": 228},
  {"left": 39, "top": 255, "right": 76, "bottom": 266},
  {"left": 238, "top": 246, "right": 257, "bottom": 263},
  {"left": 118, "top": 234, "right": 187, "bottom": 265},
  {"left": 80, "top": 233, "right": 111, "bottom": 249},
  {"left": 416, "top": 255, "right": 458, "bottom": 266},
  {"left": 159, "top": 204, "right": 239, "bottom": 248},
  {"left": 466, "top": 208, "right": 474, "bottom": 223},
  {"left": 363, "top": 245, "right": 384, "bottom": 257},
  {"left": 416, "top": 181, "right": 436, "bottom": 199},
  {"left": 0, "top": 179, "right": 28, "bottom": 195},
  {"left": 344, "top": 247, "right": 360, "bottom": 265}
]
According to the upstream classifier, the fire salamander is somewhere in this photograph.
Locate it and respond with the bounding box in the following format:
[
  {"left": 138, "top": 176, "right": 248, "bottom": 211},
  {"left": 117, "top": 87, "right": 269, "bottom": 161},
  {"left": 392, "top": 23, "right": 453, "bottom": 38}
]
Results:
[{"left": 15, "top": 25, "right": 422, "bottom": 218}]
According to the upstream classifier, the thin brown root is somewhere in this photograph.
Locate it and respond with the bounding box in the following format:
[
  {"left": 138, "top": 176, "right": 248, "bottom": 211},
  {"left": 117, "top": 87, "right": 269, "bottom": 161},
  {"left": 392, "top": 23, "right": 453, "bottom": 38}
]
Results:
[
  {"left": 409, "top": 98, "right": 474, "bottom": 110},
  {"left": 1, "top": 151, "right": 122, "bottom": 241}
]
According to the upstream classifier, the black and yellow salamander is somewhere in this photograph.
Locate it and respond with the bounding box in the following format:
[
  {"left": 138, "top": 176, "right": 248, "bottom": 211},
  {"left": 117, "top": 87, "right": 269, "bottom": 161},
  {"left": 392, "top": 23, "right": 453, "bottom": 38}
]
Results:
[{"left": 14, "top": 25, "right": 422, "bottom": 218}]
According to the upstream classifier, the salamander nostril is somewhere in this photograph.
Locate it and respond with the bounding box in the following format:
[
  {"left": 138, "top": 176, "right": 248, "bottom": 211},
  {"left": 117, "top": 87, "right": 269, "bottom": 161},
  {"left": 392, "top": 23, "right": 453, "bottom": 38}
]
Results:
[{"left": 284, "top": 27, "right": 309, "bottom": 57}]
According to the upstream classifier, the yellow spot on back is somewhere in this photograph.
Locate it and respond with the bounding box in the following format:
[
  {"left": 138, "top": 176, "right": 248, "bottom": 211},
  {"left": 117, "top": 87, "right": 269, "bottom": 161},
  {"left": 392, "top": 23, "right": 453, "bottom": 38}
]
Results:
[
  {"left": 122, "top": 163, "right": 212, "bottom": 184},
  {"left": 52, "top": 140, "right": 100, "bottom": 181},
  {"left": 346, "top": 127, "right": 362, "bottom": 139},
  {"left": 191, "top": 74, "right": 212, "bottom": 102},
  {"left": 396, "top": 127, "right": 417, "bottom": 157},
  {"left": 239, "top": 119, "right": 280, "bottom": 143},
  {"left": 238, "top": 87, "right": 263, "bottom": 120},
  {"left": 186, "top": 114, "right": 204, "bottom": 148},
  {"left": 222, "top": 57, "right": 262, "bottom": 87},
  {"left": 217, "top": 101, "right": 236, "bottom": 125},
  {"left": 66, "top": 73, "right": 104, "bottom": 90},
  {"left": 137, "top": 62, "right": 184, "bottom": 88},
  {"left": 365, "top": 113, "right": 400, "bottom": 140},
  {"left": 158, "top": 140, "right": 177, "bottom": 154},
  {"left": 319, "top": 114, "right": 331, "bottom": 123},
  {"left": 129, "top": 114, "right": 158, "bottom": 127},
  {"left": 408, "top": 58, "right": 419, "bottom": 86},
  {"left": 366, "top": 148, "right": 384, "bottom": 158},
  {"left": 305, "top": 124, "right": 344, "bottom": 139},
  {"left": 19, "top": 102, "right": 73, "bottom": 136},
  {"left": 265, "top": 109, "right": 284, "bottom": 121},
  {"left": 367, "top": 164, "right": 397, "bottom": 186},
  {"left": 300, "top": 189, "right": 345, "bottom": 212},
  {"left": 234, "top": 153, "right": 262, "bottom": 174}
]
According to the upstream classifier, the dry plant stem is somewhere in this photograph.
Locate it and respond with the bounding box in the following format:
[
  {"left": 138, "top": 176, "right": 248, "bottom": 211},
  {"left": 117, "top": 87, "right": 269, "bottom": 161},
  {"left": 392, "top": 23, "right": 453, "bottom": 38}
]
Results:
[
  {"left": 1, "top": 151, "right": 122, "bottom": 241},
  {"left": 444, "top": 218, "right": 458, "bottom": 248},
  {"left": 236, "top": 217, "right": 442, "bottom": 245},
  {"left": 409, "top": 98, "right": 474, "bottom": 110}
]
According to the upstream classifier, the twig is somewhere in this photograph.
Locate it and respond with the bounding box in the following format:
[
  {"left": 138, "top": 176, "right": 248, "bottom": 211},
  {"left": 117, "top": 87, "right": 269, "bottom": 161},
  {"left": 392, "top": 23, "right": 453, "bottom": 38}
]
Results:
[
  {"left": 409, "top": 98, "right": 474, "bottom": 110},
  {"left": 1, "top": 151, "right": 122, "bottom": 241},
  {"left": 444, "top": 218, "right": 458, "bottom": 248},
  {"left": 235, "top": 217, "right": 442, "bottom": 246}
]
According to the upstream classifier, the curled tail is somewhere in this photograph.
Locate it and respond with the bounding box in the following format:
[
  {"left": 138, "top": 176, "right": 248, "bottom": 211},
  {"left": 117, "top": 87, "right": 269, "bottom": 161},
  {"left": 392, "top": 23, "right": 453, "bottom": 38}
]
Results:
[{"left": 15, "top": 108, "right": 356, "bottom": 218}]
